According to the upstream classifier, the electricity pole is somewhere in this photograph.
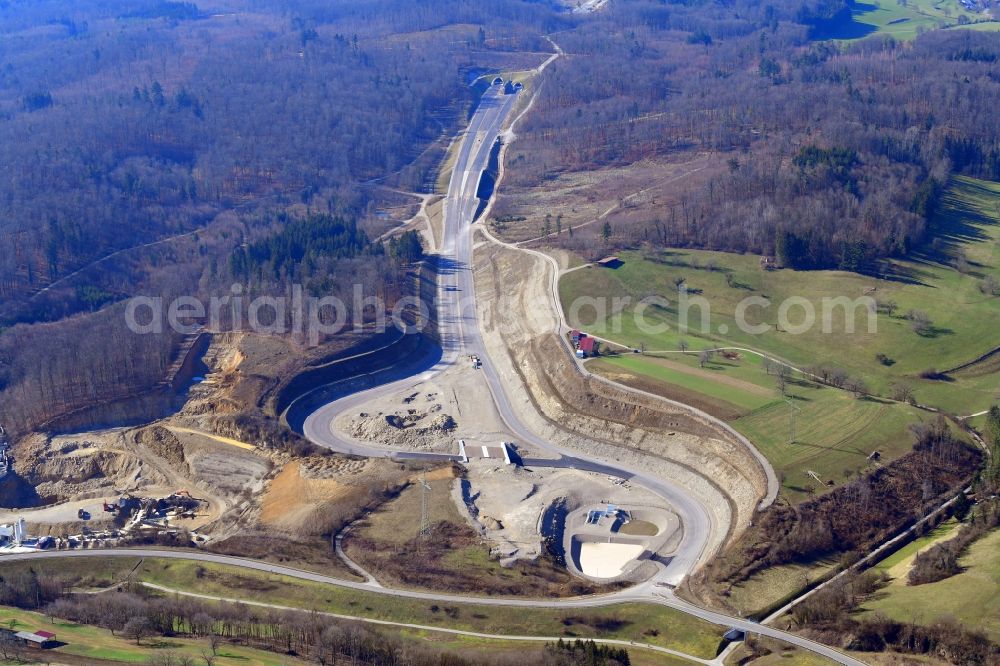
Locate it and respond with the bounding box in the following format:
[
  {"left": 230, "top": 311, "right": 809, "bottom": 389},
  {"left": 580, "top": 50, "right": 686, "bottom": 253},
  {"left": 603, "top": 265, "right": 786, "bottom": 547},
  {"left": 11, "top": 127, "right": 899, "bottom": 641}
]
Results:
[
  {"left": 419, "top": 475, "right": 432, "bottom": 538},
  {"left": 785, "top": 399, "right": 799, "bottom": 444}
]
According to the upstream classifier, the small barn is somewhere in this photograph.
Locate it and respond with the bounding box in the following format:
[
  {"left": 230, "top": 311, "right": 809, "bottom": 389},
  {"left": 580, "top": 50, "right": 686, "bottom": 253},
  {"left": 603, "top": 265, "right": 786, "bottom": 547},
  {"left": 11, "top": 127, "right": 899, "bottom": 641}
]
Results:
[
  {"left": 16, "top": 629, "right": 57, "bottom": 648},
  {"left": 577, "top": 336, "right": 599, "bottom": 358},
  {"left": 597, "top": 256, "right": 623, "bottom": 269}
]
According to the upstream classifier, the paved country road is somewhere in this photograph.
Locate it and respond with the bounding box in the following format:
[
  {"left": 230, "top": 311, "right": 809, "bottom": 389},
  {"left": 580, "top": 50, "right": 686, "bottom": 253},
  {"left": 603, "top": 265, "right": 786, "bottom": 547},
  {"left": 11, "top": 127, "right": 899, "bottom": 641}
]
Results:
[{"left": 0, "top": 548, "right": 864, "bottom": 665}]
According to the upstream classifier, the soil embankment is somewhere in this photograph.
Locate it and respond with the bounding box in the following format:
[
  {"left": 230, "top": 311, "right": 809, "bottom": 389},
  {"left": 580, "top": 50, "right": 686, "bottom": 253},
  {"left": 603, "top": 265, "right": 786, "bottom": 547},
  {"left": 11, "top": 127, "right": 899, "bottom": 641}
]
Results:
[
  {"left": 281, "top": 332, "right": 441, "bottom": 434},
  {"left": 280, "top": 260, "right": 441, "bottom": 433},
  {"left": 474, "top": 240, "right": 769, "bottom": 565},
  {"left": 39, "top": 387, "right": 179, "bottom": 437}
]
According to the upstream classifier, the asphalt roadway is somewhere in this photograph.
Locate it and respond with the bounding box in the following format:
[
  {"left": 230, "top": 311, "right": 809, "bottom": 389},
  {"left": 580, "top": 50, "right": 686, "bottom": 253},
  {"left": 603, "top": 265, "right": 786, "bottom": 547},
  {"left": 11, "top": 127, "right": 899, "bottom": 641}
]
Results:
[
  {"left": 303, "top": 83, "right": 720, "bottom": 586},
  {"left": 0, "top": 548, "right": 864, "bottom": 665},
  {"left": 294, "top": 85, "right": 865, "bottom": 664}
]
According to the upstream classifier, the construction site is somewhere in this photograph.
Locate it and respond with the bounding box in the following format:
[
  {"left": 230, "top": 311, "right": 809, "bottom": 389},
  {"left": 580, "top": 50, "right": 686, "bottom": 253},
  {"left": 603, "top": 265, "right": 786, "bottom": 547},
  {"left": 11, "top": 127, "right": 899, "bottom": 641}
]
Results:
[
  {"left": 0, "top": 69, "right": 770, "bottom": 601},
  {"left": 0, "top": 321, "right": 727, "bottom": 593}
]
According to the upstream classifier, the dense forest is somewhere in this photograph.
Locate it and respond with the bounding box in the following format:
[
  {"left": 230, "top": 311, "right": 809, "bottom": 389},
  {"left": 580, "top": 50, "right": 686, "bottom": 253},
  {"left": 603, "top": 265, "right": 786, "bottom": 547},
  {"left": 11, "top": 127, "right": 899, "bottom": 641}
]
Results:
[
  {"left": 0, "top": 0, "right": 557, "bottom": 435},
  {"left": 501, "top": 0, "right": 1000, "bottom": 271},
  {"left": 3, "top": 0, "right": 1000, "bottom": 435}
]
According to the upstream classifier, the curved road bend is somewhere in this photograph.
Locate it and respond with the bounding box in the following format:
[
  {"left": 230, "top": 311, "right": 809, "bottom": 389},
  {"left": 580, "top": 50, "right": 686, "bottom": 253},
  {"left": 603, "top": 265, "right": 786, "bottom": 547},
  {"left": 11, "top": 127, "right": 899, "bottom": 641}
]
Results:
[
  {"left": 303, "top": 85, "right": 715, "bottom": 585},
  {"left": 137, "top": 583, "right": 718, "bottom": 666},
  {"left": 0, "top": 548, "right": 864, "bottom": 665}
]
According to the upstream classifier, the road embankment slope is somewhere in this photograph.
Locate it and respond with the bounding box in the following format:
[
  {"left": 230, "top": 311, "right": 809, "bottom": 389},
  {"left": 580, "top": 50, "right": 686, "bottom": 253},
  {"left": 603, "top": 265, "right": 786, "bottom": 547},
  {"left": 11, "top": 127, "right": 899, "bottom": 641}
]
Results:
[{"left": 473, "top": 241, "right": 769, "bottom": 564}]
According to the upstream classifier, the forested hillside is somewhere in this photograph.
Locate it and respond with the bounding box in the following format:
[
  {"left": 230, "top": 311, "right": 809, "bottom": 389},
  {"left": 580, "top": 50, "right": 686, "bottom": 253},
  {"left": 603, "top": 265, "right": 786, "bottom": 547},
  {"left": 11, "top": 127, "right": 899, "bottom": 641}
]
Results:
[
  {"left": 501, "top": 0, "right": 1000, "bottom": 271},
  {"left": 0, "top": 0, "right": 555, "bottom": 435},
  {"left": 3, "top": 0, "right": 998, "bottom": 435}
]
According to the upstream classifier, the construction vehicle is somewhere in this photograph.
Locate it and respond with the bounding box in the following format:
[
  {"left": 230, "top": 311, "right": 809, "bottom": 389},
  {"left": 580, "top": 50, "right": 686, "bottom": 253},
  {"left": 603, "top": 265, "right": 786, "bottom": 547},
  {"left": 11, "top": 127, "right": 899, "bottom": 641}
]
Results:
[{"left": 103, "top": 501, "right": 118, "bottom": 513}]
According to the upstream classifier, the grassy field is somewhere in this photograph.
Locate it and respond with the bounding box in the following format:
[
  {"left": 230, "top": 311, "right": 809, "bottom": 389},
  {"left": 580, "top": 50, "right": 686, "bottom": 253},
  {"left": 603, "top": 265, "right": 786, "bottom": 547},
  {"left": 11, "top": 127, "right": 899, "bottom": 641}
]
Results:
[
  {"left": 0, "top": 607, "right": 309, "bottom": 665},
  {"left": 812, "top": 0, "right": 998, "bottom": 40},
  {"left": 724, "top": 559, "right": 840, "bottom": 618},
  {"left": 872, "top": 518, "right": 960, "bottom": 579},
  {"left": 0, "top": 554, "right": 714, "bottom": 664},
  {"left": 734, "top": 389, "right": 927, "bottom": 503},
  {"left": 0, "top": 556, "right": 726, "bottom": 659},
  {"left": 0, "top": 601, "right": 704, "bottom": 666},
  {"left": 861, "top": 527, "right": 1000, "bottom": 640},
  {"left": 140, "top": 559, "right": 727, "bottom": 658},
  {"left": 562, "top": 176, "right": 1000, "bottom": 418},
  {"left": 588, "top": 349, "right": 927, "bottom": 502},
  {"left": 593, "top": 353, "right": 778, "bottom": 415}
]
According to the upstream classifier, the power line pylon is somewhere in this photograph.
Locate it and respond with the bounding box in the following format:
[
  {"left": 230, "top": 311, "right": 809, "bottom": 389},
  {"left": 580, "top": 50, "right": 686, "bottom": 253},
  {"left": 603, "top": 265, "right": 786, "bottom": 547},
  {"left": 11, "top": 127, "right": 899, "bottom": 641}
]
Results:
[
  {"left": 419, "top": 475, "right": 432, "bottom": 538},
  {"left": 785, "top": 399, "right": 800, "bottom": 444}
]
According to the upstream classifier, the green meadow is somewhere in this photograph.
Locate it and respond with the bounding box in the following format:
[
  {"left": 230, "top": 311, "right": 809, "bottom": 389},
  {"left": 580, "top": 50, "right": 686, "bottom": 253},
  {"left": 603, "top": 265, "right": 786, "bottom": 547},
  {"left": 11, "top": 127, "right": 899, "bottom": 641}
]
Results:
[
  {"left": 0, "top": 608, "right": 309, "bottom": 665},
  {"left": 563, "top": 176, "right": 1000, "bottom": 500},
  {"left": 812, "top": 0, "right": 998, "bottom": 41},
  {"left": 861, "top": 527, "right": 1000, "bottom": 641},
  {"left": 562, "top": 176, "right": 1000, "bottom": 416}
]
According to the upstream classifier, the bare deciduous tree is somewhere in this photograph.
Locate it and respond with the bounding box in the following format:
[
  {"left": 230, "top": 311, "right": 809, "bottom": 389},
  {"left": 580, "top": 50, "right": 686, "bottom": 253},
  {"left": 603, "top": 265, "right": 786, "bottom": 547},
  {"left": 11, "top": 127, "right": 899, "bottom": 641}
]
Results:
[
  {"left": 123, "top": 616, "right": 151, "bottom": 646},
  {"left": 907, "top": 309, "right": 933, "bottom": 336},
  {"left": 890, "top": 382, "right": 915, "bottom": 404},
  {"left": 775, "top": 364, "right": 791, "bottom": 396}
]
